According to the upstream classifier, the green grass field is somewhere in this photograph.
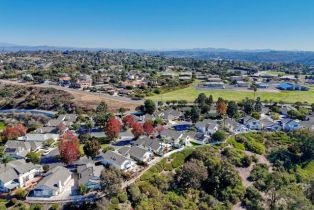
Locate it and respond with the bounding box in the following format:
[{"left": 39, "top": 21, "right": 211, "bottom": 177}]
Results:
[{"left": 147, "top": 84, "right": 314, "bottom": 104}]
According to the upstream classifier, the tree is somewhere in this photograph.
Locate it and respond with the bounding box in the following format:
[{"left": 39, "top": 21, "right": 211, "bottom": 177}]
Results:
[
  {"left": 176, "top": 159, "right": 208, "bottom": 190},
  {"left": 227, "top": 101, "right": 239, "bottom": 118},
  {"left": 243, "top": 98, "right": 255, "bottom": 114},
  {"left": 195, "top": 93, "right": 207, "bottom": 106},
  {"left": 85, "top": 119, "right": 94, "bottom": 136},
  {"left": 26, "top": 152, "right": 40, "bottom": 164},
  {"left": 83, "top": 138, "right": 101, "bottom": 158},
  {"left": 100, "top": 167, "right": 123, "bottom": 197},
  {"left": 1, "top": 123, "right": 27, "bottom": 141},
  {"left": 122, "top": 115, "right": 135, "bottom": 128},
  {"left": 216, "top": 97, "right": 227, "bottom": 116},
  {"left": 251, "top": 112, "right": 261, "bottom": 119},
  {"left": 206, "top": 95, "right": 214, "bottom": 106},
  {"left": 212, "top": 131, "right": 226, "bottom": 142},
  {"left": 104, "top": 117, "right": 121, "bottom": 141},
  {"left": 143, "top": 121, "right": 154, "bottom": 136},
  {"left": 254, "top": 97, "right": 263, "bottom": 112},
  {"left": 131, "top": 122, "right": 144, "bottom": 138},
  {"left": 96, "top": 101, "right": 108, "bottom": 113},
  {"left": 251, "top": 82, "right": 257, "bottom": 99},
  {"left": 58, "top": 131, "right": 80, "bottom": 164},
  {"left": 190, "top": 106, "right": 200, "bottom": 123},
  {"left": 144, "top": 99, "right": 156, "bottom": 114}
]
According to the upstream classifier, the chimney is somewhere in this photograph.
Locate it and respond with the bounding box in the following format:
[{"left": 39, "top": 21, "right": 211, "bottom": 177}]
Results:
[{"left": 58, "top": 180, "right": 62, "bottom": 193}]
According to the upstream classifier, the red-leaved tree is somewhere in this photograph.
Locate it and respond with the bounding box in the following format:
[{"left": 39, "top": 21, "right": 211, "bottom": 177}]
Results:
[
  {"left": 131, "top": 122, "right": 144, "bottom": 138},
  {"left": 143, "top": 121, "right": 154, "bottom": 136},
  {"left": 1, "top": 123, "right": 27, "bottom": 141},
  {"left": 58, "top": 131, "right": 80, "bottom": 164},
  {"left": 105, "top": 117, "right": 121, "bottom": 140},
  {"left": 122, "top": 115, "right": 135, "bottom": 128}
]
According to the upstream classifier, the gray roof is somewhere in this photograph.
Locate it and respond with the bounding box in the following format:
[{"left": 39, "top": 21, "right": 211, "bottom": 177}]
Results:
[
  {"left": 195, "top": 119, "right": 217, "bottom": 129},
  {"left": 57, "top": 114, "right": 77, "bottom": 123},
  {"left": 260, "top": 118, "right": 274, "bottom": 127},
  {"left": 34, "top": 126, "right": 58, "bottom": 134},
  {"left": 0, "top": 159, "right": 38, "bottom": 183},
  {"left": 20, "top": 133, "right": 59, "bottom": 142},
  {"left": 0, "top": 167, "right": 18, "bottom": 183},
  {"left": 7, "top": 159, "right": 38, "bottom": 174},
  {"left": 132, "top": 137, "right": 162, "bottom": 153},
  {"left": 5, "top": 140, "right": 31, "bottom": 153},
  {"left": 118, "top": 146, "right": 150, "bottom": 160},
  {"left": 101, "top": 151, "right": 130, "bottom": 166},
  {"left": 160, "top": 129, "right": 182, "bottom": 140},
  {"left": 35, "top": 166, "right": 71, "bottom": 192},
  {"left": 243, "top": 116, "right": 259, "bottom": 124}
]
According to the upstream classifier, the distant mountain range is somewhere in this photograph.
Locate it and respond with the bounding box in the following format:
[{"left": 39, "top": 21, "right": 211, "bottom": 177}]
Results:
[{"left": 1, "top": 43, "right": 314, "bottom": 65}]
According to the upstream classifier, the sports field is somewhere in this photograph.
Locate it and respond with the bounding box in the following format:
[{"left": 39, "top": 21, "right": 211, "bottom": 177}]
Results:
[{"left": 147, "top": 84, "right": 314, "bottom": 104}]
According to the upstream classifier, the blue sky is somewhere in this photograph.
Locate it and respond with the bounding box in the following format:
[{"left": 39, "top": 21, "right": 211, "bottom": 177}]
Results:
[{"left": 1, "top": 0, "right": 314, "bottom": 50}]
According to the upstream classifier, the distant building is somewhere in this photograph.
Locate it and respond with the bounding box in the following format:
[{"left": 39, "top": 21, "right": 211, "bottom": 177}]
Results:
[
  {"left": 277, "top": 82, "right": 309, "bottom": 91},
  {"left": 77, "top": 74, "right": 92, "bottom": 89},
  {"left": 179, "top": 72, "right": 192, "bottom": 80},
  {"left": 59, "top": 76, "right": 71, "bottom": 87},
  {"left": 200, "top": 82, "right": 225, "bottom": 89}
]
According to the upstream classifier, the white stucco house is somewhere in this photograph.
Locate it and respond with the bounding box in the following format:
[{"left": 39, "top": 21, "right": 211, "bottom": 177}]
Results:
[
  {"left": 100, "top": 150, "right": 136, "bottom": 171},
  {"left": 0, "top": 160, "right": 42, "bottom": 192},
  {"left": 30, "top": 166, "right": 72, "bottom": 198}
]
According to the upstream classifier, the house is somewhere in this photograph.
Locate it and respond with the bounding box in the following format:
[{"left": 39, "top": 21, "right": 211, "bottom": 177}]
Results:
[
  {"left": 76, "top": 158, "right": 103, "bottom": 190},
  {"left": 260, "top": 118, "right": 275, "bottom": 130},
  {"left": 18, "top": 133, "right": 59, "bottom": 142},
  {"left": 132, "top": 137, "right": 164, "bottom": 156},
  {"left": 0, "top": 159, "right": 42, "bottom": 192},
  {"left": 30, "top": 166, "right": 72, "bottom": 197},
  {"left": 118, "top": 146, "right": 153, "bottom": 163},
  {"left": 195, "top": 119, "right": 219, "bottom": 135},
  {"left": 34, "top": 126, "right": 58, "bottom": 134},
  {"left": 159, "top": 129, "right": 187, "bottom": 148},
  {"left": 264, "top": 122, "right": 282, "bottom": 131},
  {"left": 224, "top": 118, "right": 249, "bottom": 134},
  {"left": 281, "top": 118, "right": 301, "bottom": 131},
  {"left": 243, "top": 116, "right": 261, "bottom": 130},
  {"left": 4, "top": 140, "right": 41, "bottom": 159},
  {"left": 185, "top": 132, "right": 209, "bottom": 145},
  {"left": 57, "top": 114, "right": 77, "bottom": 124},
  {"left": 100, "top": 150, "right": 136, "bottom": 171},
  {"left": 59, "top": 76, "right": 71, "bottom": 87},
  {"left": 157, "top": 109, "right": 182, "bottom": 122}
]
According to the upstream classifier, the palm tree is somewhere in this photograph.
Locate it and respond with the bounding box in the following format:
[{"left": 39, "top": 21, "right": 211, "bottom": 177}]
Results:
[
  {"left": 1, "top": 156, "right": 11, "bottom": 168},
  {"left": 251, "top": 82, "right": 257, "bottom": 100}
]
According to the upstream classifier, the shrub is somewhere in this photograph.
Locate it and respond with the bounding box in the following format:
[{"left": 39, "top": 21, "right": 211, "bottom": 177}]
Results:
[
  {"left": 228, "top": 137, "right": 245, "bottom": 151},
  {"left": 164, "top": 163, "right": 173, "bottom": 171},
  {"left": 245, "top": 140, "right": 265, "bottom": 155},
  {"left": 212, "top": 131, "right": 227, "bottom": 142},
  {"left": 30, "top": 204, "right": 43, "bottom": 210},
  {"left": 15, "top": 188, "right": 27, "bottom": 198},
  {"left": 117, "top": 192, "right": 128, "bottom": 203},
  {"left": 171, "top": 153, "right": 185, "bottom": 168},
  {"left": 111, "top": 197, "right": 119, "bottom": 205},
  {"left": 10, "top": 198, "right": 17, "bottom": 205},
  {"left": 50, "top": 203, "right": 60, "bottom": 210}
]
